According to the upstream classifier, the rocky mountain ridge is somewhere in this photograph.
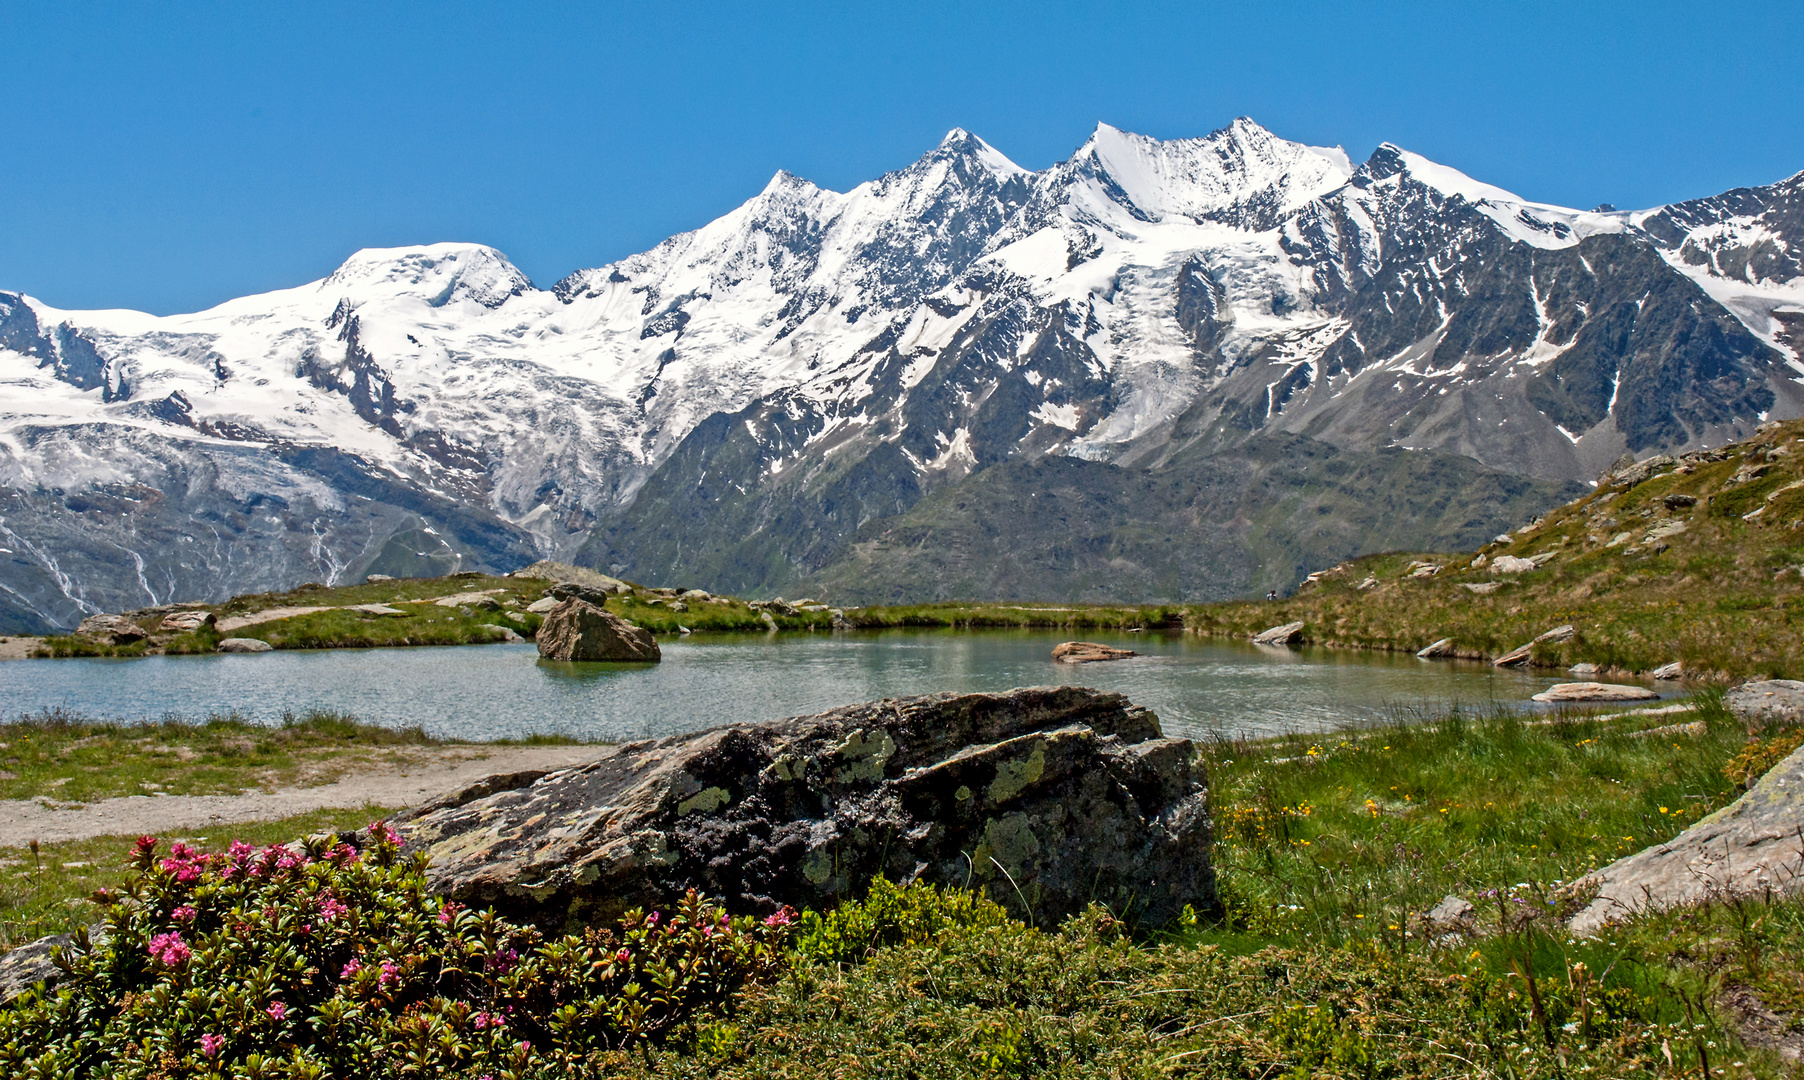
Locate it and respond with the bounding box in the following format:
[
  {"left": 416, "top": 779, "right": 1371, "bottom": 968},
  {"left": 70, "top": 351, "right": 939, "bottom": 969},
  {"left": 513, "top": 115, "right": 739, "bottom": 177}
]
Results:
[{"left": 2, "top": 119, "right": 1800, "bottom": 630}]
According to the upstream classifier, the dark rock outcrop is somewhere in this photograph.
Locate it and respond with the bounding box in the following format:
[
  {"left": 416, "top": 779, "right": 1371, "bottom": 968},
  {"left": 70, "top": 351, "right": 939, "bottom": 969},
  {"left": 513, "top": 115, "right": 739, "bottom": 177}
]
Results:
[
  {"left": 534, "top": 599, "right": 660, "bottom": 662},
  {"left": 400, "top": 687, "right": 1213, "bottom": 929}
]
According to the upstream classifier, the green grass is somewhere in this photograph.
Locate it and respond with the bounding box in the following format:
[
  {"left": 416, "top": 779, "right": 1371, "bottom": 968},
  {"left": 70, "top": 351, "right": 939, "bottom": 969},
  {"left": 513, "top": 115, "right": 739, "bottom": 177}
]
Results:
[
  {"left": 0, "top": 807, "right": 395, "bottom": 951},
  {"left": 0, "top": 709, "right": 440, "bottom": 803}
]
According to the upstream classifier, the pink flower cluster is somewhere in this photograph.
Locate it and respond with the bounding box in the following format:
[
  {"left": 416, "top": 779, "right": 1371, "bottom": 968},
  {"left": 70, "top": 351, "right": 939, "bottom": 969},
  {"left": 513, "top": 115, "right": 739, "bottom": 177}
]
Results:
[
  {"left": 379, "top": 959, "right": 400, "bottom": 987},
  {"left": 486, "top": 947, "right": 519, "bottom": 975},
  {"left": 340, "top": 958, "right": 362, "bottom": 980},
  {"left": 762, "top": 907, "right": 795, "bottom": 928},
  {"left": 368, "top": 819, "right": 402, "bottom": 846},
  {"left": 266, "top": 1001, "right": 287, "bottom": 1022},
  {"left": 147, "top": 931, "right": 191, "bottom": 967},
  {"left": 161, "top": 842, "right": 206, "bottom": 884},
  {"left": 198, "top": 1033, "right": 225, "bottom": 1058},
  {"left": 472, "top": 1010, "right": 505, "bottom": 1030},
  {"left": 171, "top": 905, "right": 197, "bottom": 923},
  {"left": 317, "top": 894, "right": 350, "bottom": 922}
]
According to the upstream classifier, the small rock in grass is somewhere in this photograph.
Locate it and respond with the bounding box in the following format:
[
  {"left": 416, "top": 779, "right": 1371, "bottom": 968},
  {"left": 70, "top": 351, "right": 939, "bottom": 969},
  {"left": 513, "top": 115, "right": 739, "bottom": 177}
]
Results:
[
  {"left": 1650, "top": 661, "right": 1683, "bottom": 680},
  {"left": 365, "top": 573, "right": 395, "bottom": 582},
  {"left": 1491, "top": 555, "right": 1538, "bottom": 574},
  {"left": 1662, "top": 493, "right": 1698, "bottom": 511},
  {"left": 158, "top": 610, "right": 215, "bottom": 633},
  {"left": 1462, "top": 581, "right": 1504, "bottom": 594},
  {"left": 216, "top": 637, "right": 273, "bottom": 653},
  {"left": 1251, "top": 621, "right": 1305, "bottom": 646},
  {"left": 1052, "top": 641, "right": 1137, "bottom": 664},
  {"left": 526, "top": 596, "right": 559, "bottom": 614},
  {"left": 1569, "top": 662, "right": 1600, "bottom": 675},
  {"left": 1531, "top": 682, "right": 1658, "bottom": 702}
]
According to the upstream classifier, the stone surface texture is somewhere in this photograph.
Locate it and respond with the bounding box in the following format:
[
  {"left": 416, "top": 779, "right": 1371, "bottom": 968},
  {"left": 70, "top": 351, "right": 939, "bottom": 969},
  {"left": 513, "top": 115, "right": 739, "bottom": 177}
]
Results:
[
  {"left": 1531, "top": 682, "right": 1659, "bottom": 702},
  {"left": 216, "top": 637, "right": 273, "bottom": 653},
  {"left": 1415, "top": 637, "right": 1456, "bottom": 659},
  {"left": 534, "top": 599, "right": 660, "bottom": 662},
  {"left": 74, "top": 613, "right": 146, "bottom": 644},
  {"left": 1252, "top": 621, "right": 1305, "bottom": 646},
  {"left": 1051, "top": 641, "right": 1137, "bottom": 664},
  {"left": 1726, "top": 680, "right": 1804, "bottom": 726},
  {"left": 399, "top": 687, "right": 1214, "bottom": 930},
  {"left": 1570, "top": 742, "right": 1804, "bottom": 936}
]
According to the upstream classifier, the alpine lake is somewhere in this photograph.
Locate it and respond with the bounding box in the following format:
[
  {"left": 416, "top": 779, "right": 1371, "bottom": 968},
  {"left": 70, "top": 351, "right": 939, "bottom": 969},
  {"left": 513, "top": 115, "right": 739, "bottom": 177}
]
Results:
[{"left": 0, "top": 628, "right": 1672, "bottom": 742}]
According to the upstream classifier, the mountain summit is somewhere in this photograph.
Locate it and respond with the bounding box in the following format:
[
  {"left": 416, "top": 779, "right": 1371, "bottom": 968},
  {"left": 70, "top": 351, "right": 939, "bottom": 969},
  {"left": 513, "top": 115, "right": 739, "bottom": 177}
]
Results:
[{"left": 2, "top": 120, "right": 1799, "bottom": 630}]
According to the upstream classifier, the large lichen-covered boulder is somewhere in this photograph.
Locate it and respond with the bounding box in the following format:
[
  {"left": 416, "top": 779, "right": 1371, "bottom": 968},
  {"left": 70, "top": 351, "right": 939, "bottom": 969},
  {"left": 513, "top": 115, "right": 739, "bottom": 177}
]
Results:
[
  {"left": 399, "top": 687, "right": 1213, "bottom": 929},
  {"left": 1569, "top": 741, "right": 1804, "bottom": 936},
  {"left": 534, "top": 598, "right": 659, "bottom": 662}
]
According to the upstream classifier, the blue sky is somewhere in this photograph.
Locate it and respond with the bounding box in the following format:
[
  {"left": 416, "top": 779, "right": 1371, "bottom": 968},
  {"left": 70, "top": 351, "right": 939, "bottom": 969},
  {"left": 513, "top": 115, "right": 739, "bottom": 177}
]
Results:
[{"left": 3, "top": 1, "right": 1799, "bottom": 314}]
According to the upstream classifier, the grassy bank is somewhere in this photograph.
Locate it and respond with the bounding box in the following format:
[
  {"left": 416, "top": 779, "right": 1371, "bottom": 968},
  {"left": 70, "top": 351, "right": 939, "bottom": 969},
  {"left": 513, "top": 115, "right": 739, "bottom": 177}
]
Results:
[{"left": 11, "top": 694, "right": 1804, "bottom": 1075}]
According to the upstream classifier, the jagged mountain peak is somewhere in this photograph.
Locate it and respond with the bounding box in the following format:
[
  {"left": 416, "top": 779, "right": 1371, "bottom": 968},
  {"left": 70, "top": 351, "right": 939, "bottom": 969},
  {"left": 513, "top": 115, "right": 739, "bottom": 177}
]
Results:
[
  {"left": 322, "top": 243, "right": 534, "bottom": 310},
  {"left": 1354, "top": 142, "right": 1527, "bottom": 206},
  {"left": 1069, "top": 117, "right": 1352, "bottom": 229}
]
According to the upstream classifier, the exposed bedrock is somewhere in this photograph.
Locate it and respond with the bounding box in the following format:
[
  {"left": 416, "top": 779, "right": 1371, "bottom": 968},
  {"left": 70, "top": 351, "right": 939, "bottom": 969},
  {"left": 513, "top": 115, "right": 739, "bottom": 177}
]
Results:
[{"left": 399, "top": 686, "right": 1215, "bottom": 930}]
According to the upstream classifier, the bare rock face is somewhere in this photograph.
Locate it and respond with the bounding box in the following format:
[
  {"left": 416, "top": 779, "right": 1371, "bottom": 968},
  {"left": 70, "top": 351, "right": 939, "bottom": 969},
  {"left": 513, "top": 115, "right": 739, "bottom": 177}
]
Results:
[
  {"left": 399, "top": 687, "right": 1214, "bottom": 929},
  {"left": 1727, "top": 680, "right": 1804, "bottom": 726},
  {"left": 535, "top": 599, "right": 660, "bottom": 662},
  {"left": 1415, "top": 637, "right": 1456, "bottom": 659},
  {"left": 74, "top": 613, "right": 146, "bottom": 645},
  {"left": 1051, "top": 641, "right": 1136, "bottom": 664},
  {"left": 1252, "top": 621, "right": 1305, "bottom": 646},
  {"left": 1570, "top": 742, "right": 1804, "bottom": 936},
  {"left": 1531, "top": 682, "right": 1659, "bottom": 702},
  {"left": 158, "top": 610, "right": 215, "bottom": 633}
]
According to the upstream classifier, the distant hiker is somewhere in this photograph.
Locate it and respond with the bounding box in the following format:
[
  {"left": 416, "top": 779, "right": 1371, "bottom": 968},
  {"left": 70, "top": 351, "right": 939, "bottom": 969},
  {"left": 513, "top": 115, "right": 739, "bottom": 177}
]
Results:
[{"left": 1266, "top": 590, "right": 1278, "bottom": 601}]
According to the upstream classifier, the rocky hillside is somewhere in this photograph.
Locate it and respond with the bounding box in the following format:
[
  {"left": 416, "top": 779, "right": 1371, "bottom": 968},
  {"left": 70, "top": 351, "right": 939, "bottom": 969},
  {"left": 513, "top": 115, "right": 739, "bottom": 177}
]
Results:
[
  {"left": 3, "top": 119, "right": 1801, "bottom": 630},
  {"left": 1191, "top": 418, "right": 1804, "bottom": 679}
]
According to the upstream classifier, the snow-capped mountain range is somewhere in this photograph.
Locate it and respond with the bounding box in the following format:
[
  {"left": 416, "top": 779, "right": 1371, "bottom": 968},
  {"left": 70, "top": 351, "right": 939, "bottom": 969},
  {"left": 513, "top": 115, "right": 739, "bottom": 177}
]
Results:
[{"left": 3, "top": 118, "right": 1800, "bottom": 630}]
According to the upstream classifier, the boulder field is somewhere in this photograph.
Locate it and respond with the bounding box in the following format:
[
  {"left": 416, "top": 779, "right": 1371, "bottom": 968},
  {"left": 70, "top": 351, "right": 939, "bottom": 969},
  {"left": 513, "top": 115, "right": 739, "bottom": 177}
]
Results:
[{"left": 398, "top": 687, "right": 1215, "bottom": 929}]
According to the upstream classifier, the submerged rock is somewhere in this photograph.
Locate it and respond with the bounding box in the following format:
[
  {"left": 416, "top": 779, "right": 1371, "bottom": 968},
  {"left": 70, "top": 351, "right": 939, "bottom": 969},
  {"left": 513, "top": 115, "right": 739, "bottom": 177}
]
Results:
[
  {"left": 535, "top": 599, "right": 660, "bottom": 662},
  {"left": 400, "top": 687, "right": 1214, "bottom": 930},
  {"left": 1570, "top": 741, "right": 1804, "bottom": 936},
  {"left": 1531, "top": 682, "right": 1658, "bottom": 702},
  {"left": 1051, "top": 641, "right": 1136, "bottom": 664}
]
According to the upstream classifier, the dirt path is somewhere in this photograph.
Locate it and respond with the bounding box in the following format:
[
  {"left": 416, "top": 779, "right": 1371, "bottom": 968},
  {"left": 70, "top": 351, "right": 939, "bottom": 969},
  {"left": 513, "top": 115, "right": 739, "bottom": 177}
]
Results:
[{"left": 0, "top": 744, "right": 608, "bottom": 845}]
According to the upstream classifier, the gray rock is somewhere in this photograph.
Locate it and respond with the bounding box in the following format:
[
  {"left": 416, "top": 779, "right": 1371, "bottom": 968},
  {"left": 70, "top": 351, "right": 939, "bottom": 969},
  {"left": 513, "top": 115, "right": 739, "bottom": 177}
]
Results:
[
  {"left": 1493, "top": 642, "right": 1534, "bottom": 667},
  {"left": 157, "top": 610, "right": 215, "bottom": 633},
  {"left": 0, "top": 924, "right": 107, "bottom": 1003},
  {"left": 1415, "top": 637, "right": 1456, "bottom": 659},
  {"left": 1651, "top": 661, "right": 1684, "bottom": 680},
  {"left": 514, "top": 561, "right": 630, "bottom": 594},
  {"left": 1421, "top": 893, "right": 1475, "bottom": 935},
  {"left": 74, "top": 613, "right": 146, "bottom": 645},
  {"left": 1491, "top": 555, "right": 1538, "bottom": 574},
  {"left": 400, "top": 687, "right": 1214, "bottom": 929},
  {"left": 1726, "top": 680, "right": 1804, "bottom": 727},
  {"left": 548, "top": 582, "right": 621, "bottom": 607},
  {"left": 535, "top": 599, "right": 660, "bottom": 662},
  {"left": 1052, "top": 641, "right": 1137, "bottom": 664},
  {"left": 1569, "top": 662, "right": 1600, "bottom": 676},
  {"left": 216, "top": 637, "right": 273, "bottom": 653},
  {"left": 1536, "top": 624, "right": 1577, "bottom": 644},
  {"left": 1663, "top": 493, "right": 1698, "bottom": 510},
  {"left": 1531, "top": 682, "right": 1659, "bottom": 702},
  {"left": 1570, "top": 742, "right": 1804, "bottom": 936},
  {"left": 366, "top": 573, "right": 396, "bottom": 582},
  {"left": 1251, "top": 621, "right": 1305, "bottom": 646},
  {"left": 1461, "top": 581, "right": 1504, "bottom": 594},
  {"left": 1611, "top": 454, "right": 1678, "bottom": 488},
  {"left": 526, "top": 596, "right": 559, "bottom": 614}
]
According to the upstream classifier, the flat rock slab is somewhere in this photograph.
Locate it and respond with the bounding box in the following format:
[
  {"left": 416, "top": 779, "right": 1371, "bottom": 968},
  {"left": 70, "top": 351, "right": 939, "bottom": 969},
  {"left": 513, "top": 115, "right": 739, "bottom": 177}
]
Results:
[
  {"left": 400, "top": 687, "right": 1214, "bottom": 930},
  {"left": 1570, "top": 743, "right": 1804, "bottom": 936},
  {"left": 1252, "top": 621, "right": 1305, "bottom": 646},
  {"left": 215, "top": 606, "right": 331, "bottom": 632},
  {"left": 1051, "top": 641, "right": 1136, "bottom": 664},
  {"left": 1415, "top": 637, "right": 1456, "bottom": 659},
  {"left": 1532, "top": 682, "right": 1658, "bottom": 702},
  {"left": 216, "top": 637, "right": 273, "bottom": 653},
  {"left": 1727, "top": 680, "right": 1804, "bottom": 726}
]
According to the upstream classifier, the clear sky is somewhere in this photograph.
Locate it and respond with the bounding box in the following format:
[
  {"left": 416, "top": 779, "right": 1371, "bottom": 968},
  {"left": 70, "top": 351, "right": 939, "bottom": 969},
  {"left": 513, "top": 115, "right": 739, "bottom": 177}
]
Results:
[{"left": 3, "top": 0, "right": 1799, "bottom": 315}]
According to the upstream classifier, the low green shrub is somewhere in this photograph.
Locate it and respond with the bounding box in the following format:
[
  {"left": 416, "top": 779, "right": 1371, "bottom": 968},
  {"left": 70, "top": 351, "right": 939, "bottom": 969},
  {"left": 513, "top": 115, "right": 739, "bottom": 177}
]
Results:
[
  {"left": 791, "top": 877, "right": 1014, "bottom": 966},
  {"left": 0, "top": 826, "right": 793, "bottom": 1078}
]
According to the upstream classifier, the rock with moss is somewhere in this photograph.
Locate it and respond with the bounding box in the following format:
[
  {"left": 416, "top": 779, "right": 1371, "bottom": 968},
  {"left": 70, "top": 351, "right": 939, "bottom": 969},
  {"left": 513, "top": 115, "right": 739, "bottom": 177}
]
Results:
[
  {"left": 1569, "top": 741, "right": 1804, "bottom": 936},
  {"left": 399, "top": 686, "right": 1213, "bottom": 930}
]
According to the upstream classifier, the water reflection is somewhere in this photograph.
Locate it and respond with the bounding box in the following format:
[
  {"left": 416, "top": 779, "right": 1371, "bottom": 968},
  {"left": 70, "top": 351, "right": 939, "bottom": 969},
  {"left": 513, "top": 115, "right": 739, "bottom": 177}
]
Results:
[{"left": 0, "top": 628, "right": 1646, "bottom": 743}]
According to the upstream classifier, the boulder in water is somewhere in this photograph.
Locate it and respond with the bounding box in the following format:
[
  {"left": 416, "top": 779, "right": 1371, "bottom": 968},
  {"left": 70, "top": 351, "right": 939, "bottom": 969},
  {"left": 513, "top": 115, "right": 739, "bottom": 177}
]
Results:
[
  {"left": 1051, "top": 641, "right": 1136, "bottom": 664},
  {"left": 535, "top": 599, "right": 660, "bottom": 662},
  {"left": 1530, "top": 682, "right": 1658, "bottom": 702}
]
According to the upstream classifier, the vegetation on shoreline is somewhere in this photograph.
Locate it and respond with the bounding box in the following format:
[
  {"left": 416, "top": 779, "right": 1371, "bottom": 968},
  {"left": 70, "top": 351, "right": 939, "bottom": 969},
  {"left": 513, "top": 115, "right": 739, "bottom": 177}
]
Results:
[{"left": 8, "top": 693, "right": 1804, "bottom": 1076}]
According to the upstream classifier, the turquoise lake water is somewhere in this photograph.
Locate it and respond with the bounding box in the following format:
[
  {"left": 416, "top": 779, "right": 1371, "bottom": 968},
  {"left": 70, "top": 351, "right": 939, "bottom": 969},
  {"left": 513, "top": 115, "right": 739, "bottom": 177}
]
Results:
[{"left": 0, "top": 628, "right": 1646, "bottom": 743}]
